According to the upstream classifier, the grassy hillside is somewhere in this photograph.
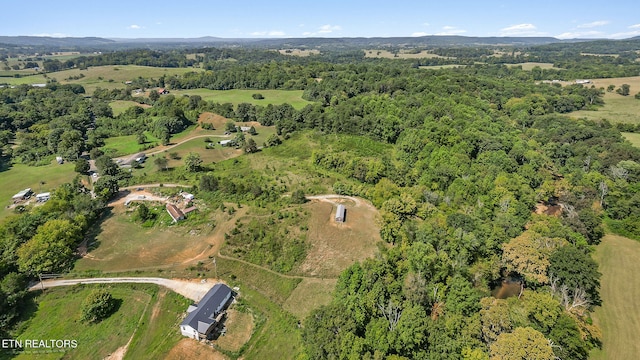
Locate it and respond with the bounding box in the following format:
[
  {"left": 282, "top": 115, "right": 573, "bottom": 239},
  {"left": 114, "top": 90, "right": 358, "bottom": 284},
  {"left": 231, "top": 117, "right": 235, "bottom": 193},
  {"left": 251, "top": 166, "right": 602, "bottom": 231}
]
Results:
[
  {"left": 622, "top": 132, "right": 640, "bottom": 148},
  {"left": 570, "top": 76, "right": 640, "bottom": 124},
  {"left": 169, "top": 89, "right": 312, "bottom": 109},
  {"left": 590, "top": 234, "right": 640, "bottom": 360},
  {"left": 6, "top": 284, "right": 189, "bottom": 360}
]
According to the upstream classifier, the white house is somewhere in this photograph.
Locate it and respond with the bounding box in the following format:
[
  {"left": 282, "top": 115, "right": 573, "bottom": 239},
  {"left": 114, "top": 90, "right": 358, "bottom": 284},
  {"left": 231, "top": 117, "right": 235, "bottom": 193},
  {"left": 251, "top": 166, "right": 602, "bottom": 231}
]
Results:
[
  {"left": 180, "top": 283, "right": 233, "bottom": 340},
  {"left": 35, "top": 192, "right": 50, "bottom": 202}
]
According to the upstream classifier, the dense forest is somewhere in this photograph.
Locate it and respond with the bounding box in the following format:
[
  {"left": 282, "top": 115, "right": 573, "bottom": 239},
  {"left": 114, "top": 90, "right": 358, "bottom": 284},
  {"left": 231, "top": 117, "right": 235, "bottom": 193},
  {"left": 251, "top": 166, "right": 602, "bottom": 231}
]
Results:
[{"left": 1, "top": 42, "right": 640, "bottom": 359}]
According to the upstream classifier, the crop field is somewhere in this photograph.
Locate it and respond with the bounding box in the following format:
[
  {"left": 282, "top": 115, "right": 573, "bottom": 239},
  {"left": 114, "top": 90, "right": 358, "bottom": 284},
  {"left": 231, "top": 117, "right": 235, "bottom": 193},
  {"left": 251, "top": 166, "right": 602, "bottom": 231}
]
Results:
[
  {"left": 297, "top": 199, "right": 381, "bottom": 277},
  {"left": 570, "top": 76, "right": 640, "bottom": 124},
  {"left": 9, "top": 284, "right": 189, "bottom": 360},
  {"left": 622, "top": 132, "right": 640, "bottom": 148},
  {"left": 169, "top": 89, "right": 312, "bottom": 110},
  {"left": 364, "top": 49, "right": 452, "bottom": 59},
  {"left": 0, "top": 162, "right": 76, "bottom": 220},
  {"left": 591, "top": 234, "right": 640, "bottom": 360}
]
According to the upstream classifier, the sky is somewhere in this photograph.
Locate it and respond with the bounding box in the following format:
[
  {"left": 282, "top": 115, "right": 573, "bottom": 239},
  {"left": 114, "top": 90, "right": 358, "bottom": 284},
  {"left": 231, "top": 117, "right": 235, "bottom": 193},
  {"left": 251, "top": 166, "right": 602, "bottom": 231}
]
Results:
[{"left": 2, "top": 0, "right": 640, "bottom": 40}]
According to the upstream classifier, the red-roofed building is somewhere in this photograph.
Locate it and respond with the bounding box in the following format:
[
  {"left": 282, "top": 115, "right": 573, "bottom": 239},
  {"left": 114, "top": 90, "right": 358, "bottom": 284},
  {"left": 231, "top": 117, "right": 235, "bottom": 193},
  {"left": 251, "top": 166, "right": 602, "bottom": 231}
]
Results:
[{"left": 166, "top": 203, "right": 185, "bottom": 222}]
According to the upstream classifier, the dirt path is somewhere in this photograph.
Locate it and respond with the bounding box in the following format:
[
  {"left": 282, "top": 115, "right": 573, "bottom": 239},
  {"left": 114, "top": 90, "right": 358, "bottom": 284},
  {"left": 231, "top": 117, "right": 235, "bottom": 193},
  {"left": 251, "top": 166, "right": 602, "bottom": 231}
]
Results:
[
  {"left": 29, "top": 277, "right": 218, "bottom": 302},
  {"left": 307, "top": 194, "right": 377, "bottom": 211}
]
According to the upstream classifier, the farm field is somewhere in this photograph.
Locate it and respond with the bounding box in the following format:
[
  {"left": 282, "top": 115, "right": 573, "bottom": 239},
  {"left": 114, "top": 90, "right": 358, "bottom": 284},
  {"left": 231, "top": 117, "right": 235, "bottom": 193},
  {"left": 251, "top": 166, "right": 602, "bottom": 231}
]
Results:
[
  {"left": 570, "top": 76, "right": 640, "bottom": 124},
  {"left": 0, "top": 162, "right": 76, "bottom": 220},
  {"left": 364, "top": 49, "right": 452, "bottom": 59},
  {"left": 506, "top": 62, "right": 557, "bottom": 70},
  {"left": 0, "top": 65, "right": 203, "bottom": 94},
  {"left": 101, "top": 131, "right": 161, "bottom": 157},
  {"left": 8, "top": 284, "right": 189, "bottom": 360},
  {"left": 108, "top": 100, "right": 151, "bottom": 116},
  {"left": 278, "top": 49, "right": 320, "bottom": 56},
  {"left": 590, "top": 234, "right": 640, "bottom": 360},
  {"left": 169, "top": 89, "right": 312, "bottom": 109},
  {"left": 622, "top": 132, "right": 640, "bottom": 148}
]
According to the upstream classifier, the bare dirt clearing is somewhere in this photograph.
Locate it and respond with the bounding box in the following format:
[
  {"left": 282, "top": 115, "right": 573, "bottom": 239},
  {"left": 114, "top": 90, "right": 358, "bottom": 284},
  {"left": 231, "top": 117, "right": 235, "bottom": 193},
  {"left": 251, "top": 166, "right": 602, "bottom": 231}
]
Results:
[
  {"left": 166, "top": 338, "right": 228, "bottom": 360},
  {"left": 297, "top": 195, "right": 381, "bottom": 277}
]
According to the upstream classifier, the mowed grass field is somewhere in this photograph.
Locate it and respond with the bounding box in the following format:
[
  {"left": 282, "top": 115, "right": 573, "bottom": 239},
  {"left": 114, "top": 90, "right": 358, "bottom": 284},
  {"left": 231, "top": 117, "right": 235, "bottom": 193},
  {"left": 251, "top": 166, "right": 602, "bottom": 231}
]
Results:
[
  {"left": 278, "top": 49, "right": 320, "bottom": 57},
  {"left": 0, "top": 162, "right": 76, "bottom": 220},
  {"left": 622, "top": 132, "right": 640, "bottom": 148},
  {"left": 9, "top": 284, "right": 190, "bottom": 360},
  {"left": 101, "top": 131, "right": 161, "bottom": 157},
  {"left": 364, "top": 49, "right": 452, "bottom": 59},
  {"left": 570, "top": 76, "right": 640, "bottom": 124},
  {"left": 507, "top": 62, "right": 557, "bottom": 70},
  {"left": 109, "top": 100, "right": 151, "bottom": 116},
  {"left": 590, "top": 234, "right": 640, "bottom": 360},
  {"left": 169, "top": 89, "right": 312, "bottom": 110},
  {"left": 1, "top": 65, "right": 203, "bottom": 94}
]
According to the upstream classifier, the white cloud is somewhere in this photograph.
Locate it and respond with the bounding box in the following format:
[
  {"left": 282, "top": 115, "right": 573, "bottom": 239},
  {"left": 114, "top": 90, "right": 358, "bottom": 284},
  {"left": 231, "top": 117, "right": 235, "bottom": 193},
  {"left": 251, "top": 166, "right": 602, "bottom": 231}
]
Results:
[
  {"left": 250, "top": 30, "right": 286, "bottom": 37},
  {"left": 608, "top": 29, "right": 640, "bottom": 39},
  {"left": 435, "top": 26, "right": 466, "bottom": 35},
  {"left": 32, "top": 33, "right": 69, "bottom": 38},
  {"left": 318, "top": 24, "right": 341, "bottom": 34},
  {"left": 128, "top": 24, "right": 142, "bottom": 29},
  {"left": 411, "top": 32, "right": 428, "bottom": 37},
  {"left": 629, "top": 24, "right": 640, "bottom": 29},
  {"left": 556, "top": 30, "right": 604, "bottom": 39},
  {"left": 303, "top": 24, "right": 342, "bottom": 36},
  {"left": 423, "top": 22, "right": 430, "bottom": 27},
  {"left": 577, "top": 20, "right": 609, "bottom": 28},
  {"left": 499, "top": 23, "right": 546, "bottom": 36}
]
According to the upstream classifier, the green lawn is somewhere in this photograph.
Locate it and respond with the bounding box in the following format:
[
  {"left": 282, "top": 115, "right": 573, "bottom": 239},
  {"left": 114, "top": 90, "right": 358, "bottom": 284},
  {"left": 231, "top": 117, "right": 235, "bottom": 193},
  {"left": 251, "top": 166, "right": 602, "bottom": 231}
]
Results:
[
  {"left": 109, "top": 100, "right": 150, "bottom": 116},
  {"left": 101, "top": 132, "right": 161, "bottom": 157},
  {"left": 0, "top": 162, "right": 76, "bottom": 220},
  {"left": 170, "top": 89, "right": 313, "bottom": 110},
  {"left": 591, "top": 234, "right": 640, "bottom": 360},
  {"left": 622, "top": 132, "right": 640, "bottom": 148},
  {"left": 9, "top": 285, "right": 150, "bottom": 360}
]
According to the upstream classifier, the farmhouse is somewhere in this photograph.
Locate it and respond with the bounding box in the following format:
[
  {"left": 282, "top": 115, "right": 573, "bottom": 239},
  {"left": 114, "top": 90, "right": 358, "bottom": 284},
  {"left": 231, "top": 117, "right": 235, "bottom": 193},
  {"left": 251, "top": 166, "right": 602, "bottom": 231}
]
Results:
[
  {"left": 12, "top": 188, "right": 33, "bottom": 203},
  {"left": 180, "top": 283, "right": 233, "bottom": 340},
  {"left": 219, "top": 140, "right": 234, "bottom": 147},
  {"left": 335, "top": 204, "right": 346, "bottom": 222},
  {"left": 166, "top": 203, "right": 185, "bottom": 222},
  {"left": 240, "top": 126, "right": 252, "bottom": 132}
]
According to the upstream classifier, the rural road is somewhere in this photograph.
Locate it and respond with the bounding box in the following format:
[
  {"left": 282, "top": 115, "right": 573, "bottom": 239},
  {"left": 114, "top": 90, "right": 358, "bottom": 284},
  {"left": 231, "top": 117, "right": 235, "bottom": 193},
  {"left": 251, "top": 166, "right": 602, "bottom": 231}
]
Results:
[{"left": 29, "top": 277, "right": 218, "bottom": 302}]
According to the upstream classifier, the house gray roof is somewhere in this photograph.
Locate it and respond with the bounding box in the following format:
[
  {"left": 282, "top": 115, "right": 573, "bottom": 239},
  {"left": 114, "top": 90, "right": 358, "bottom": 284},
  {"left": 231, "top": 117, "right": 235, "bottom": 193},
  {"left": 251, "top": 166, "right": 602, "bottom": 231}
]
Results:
[{"left": 180, "top": 283, "right": 232, "bottom": 334}]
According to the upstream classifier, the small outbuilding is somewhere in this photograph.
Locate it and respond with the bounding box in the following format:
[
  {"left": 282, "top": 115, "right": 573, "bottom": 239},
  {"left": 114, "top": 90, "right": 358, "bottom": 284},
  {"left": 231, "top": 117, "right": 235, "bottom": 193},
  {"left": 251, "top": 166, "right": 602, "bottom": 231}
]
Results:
[
  {"left": 335, "top": 204, "right": 346, "bottom": 222},
  {"left": 219, "top": 140, "right": 234, "bottom": 147},
  {"left": 180, "top": 283, "right": 233, "bottom": 340},
  {"left": 166, "top": 203, "right": 185, "bottom": 222},
  {"left": 12, "top": 188, "right": 33, "bottom": 203}
]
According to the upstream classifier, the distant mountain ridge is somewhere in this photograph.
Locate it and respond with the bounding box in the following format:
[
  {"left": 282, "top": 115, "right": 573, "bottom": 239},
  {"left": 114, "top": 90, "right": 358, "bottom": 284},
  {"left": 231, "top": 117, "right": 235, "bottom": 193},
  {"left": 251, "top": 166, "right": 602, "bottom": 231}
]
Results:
[{"left": 0, "top": 34, "right": 626, "bottom": 50}]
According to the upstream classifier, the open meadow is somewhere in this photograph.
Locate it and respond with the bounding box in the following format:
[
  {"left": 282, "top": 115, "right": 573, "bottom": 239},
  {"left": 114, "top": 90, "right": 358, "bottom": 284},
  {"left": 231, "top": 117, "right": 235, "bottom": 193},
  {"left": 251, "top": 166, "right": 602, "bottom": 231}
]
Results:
[
  {"left": 169, "top": 89, "right": 312, "bottom": 109},
  {"left": 0, "top": 162, "right": 76, "bottom": 220},
  {"left": 108, "top": 100, "right": 151, "bottom": 116},
  {"left": 570, "top": 76, "right": 640, "bottom": 124},
  {"left": 7, "top": 284, "right": 190, "bottom": 360},
  {"left": 590, "top": 234, "right": 640, "bottom": 360},
  {"left": 0, "top": 65, "right": 203, "bottom": 94},
  {"left": 622, "top": 132, "right": 640, "bottom": 148},
  {"left": 364, "top": 49, "right": 452, "bottom": 59}
]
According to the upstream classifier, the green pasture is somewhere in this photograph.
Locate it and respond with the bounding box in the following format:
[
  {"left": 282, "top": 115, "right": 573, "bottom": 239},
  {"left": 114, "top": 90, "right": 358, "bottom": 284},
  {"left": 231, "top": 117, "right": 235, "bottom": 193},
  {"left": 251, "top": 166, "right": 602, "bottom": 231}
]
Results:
[
  {"left": 170, "top": 89, "right": 312, "bottom": 109},
  {"left": 10, "top": 285, "right": 149, "bottom": 360},
  {"left": 591, "top": 234, "right": 640, "bottom": 360},
  {"left": 570, "top": 76, "right": 640, "bottom": 124},
  {"left": 108, "top": 100, "right": 149, "bottom": 116},
  {"left": 101, "top": 132, "right": 161, "bottom": 157},
  {"left": 0, "top": 162, "right": 76, "bottom": 220},
  {"left": 622, "top": 132, "right": 640, "bottom": 148}
]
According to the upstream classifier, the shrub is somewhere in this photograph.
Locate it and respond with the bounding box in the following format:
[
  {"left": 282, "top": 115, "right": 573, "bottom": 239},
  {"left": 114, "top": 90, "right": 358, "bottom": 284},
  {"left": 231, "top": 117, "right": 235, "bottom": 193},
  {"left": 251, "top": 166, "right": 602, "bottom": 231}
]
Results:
[{"left": 80, "top": 289, "right": 118, "bottom": 323}]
